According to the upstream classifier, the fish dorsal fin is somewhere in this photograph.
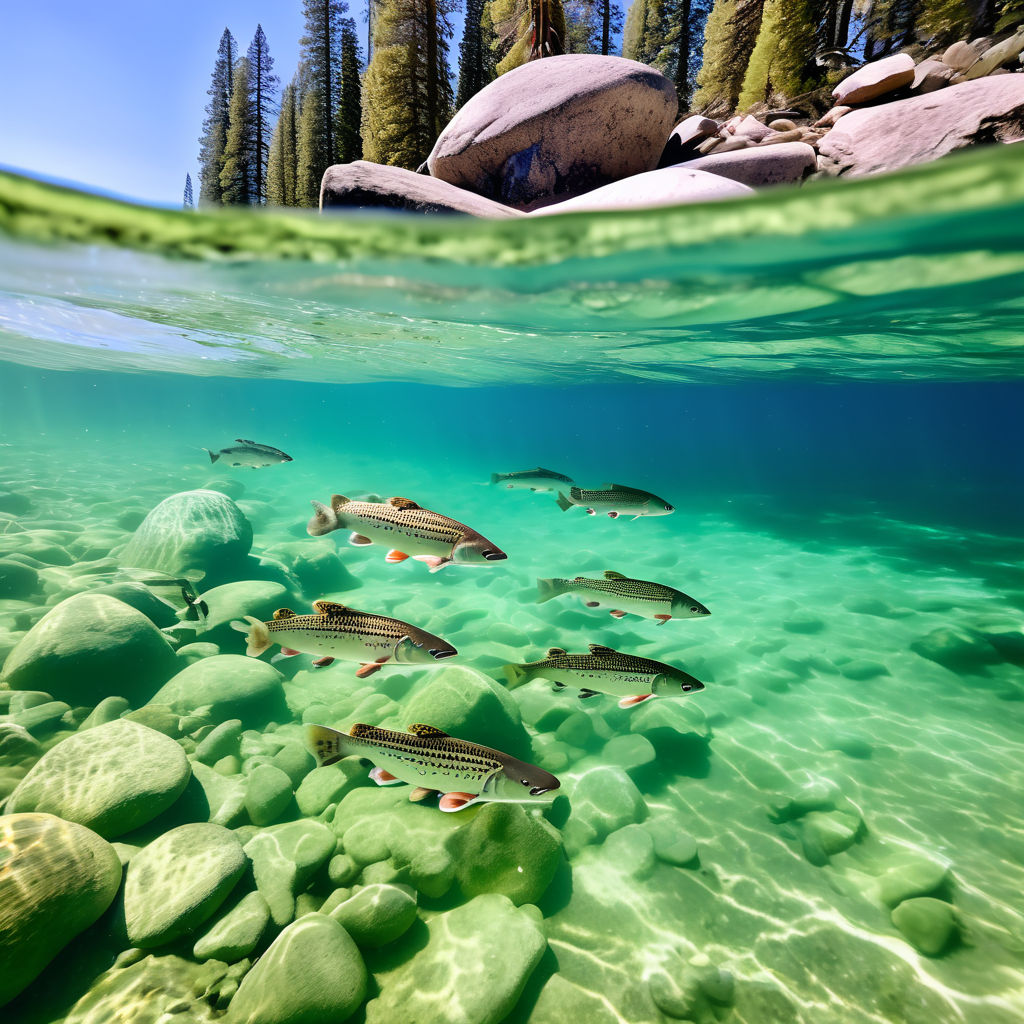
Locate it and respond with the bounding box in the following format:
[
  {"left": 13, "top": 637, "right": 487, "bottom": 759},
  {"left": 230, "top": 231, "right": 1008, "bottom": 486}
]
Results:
[
  {"left": 236, "top": 438, "right": 255, "bottom": 444},
  {"left": 603, "top": 570, "right": 627, "bottom": 580},
  {"left": 273, "top": 608, "right": 296, "bottom": 620},
  {"left": 546, "top": 647, "right": 567, "bottom": 657},
  {"left": 387, "top": 497, "right": 421, "bottom": 511},
  {"left": 331, "top": 494, "right": 349, "bottom": 512},
  {"left": 572, "top": 576, "right": 589, "bottom": 582},
  {"left": 313, "top": 599, "right": 349, "bottom": 617},
  {"left": 603, "top": 482, "right": 640, "bottom": 491},
  {"left": 407, "top": 723, "right": 449, "bottom": 738},
  {"left": 349, "top": 723, "right": 376, "bottom": 738},
  {"left": 588, "top": 643, "right": 618, "bottom": 657}
]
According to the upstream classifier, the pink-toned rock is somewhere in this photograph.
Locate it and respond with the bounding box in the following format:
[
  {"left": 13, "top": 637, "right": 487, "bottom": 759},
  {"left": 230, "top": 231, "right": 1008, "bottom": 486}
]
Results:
[
  {"left": 832, "top": 53, "right": 916, "bottom": 105},
  {"left": 680, "top": 142, "right": 817, "bottom": 187},
  {"left": 529, "top": 167, "right": 753, "bottom": 216},
  {"left": 818, "top": 75, "right": 1024, "bottom": 177},
  {"left": 428, "top": 54, "right": 678, "bottom": 208},
  {"left": 912, "top": 59, "right": 956, "bottom": 94},
  {"left": 814, "top": 106, "right": 852, "bottom": 128},
  {"left": 320, "top": 162, "right": 521, "bottom": 217},
  {"left": 723, "top": 114, "right": 777, "bottom": 142},
  {"left": 658, "top": 115, "right": 721, "bottom": 166},
  {"left": 942, "top": 40, "right": 984, "bottom": 72}
]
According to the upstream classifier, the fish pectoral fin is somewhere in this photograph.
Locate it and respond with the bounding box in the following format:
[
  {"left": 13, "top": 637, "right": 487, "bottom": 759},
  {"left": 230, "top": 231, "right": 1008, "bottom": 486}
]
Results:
[
  {"left": 312, "top": 656, "right": 335, "bottom": 669},
  {"left": 585, "top": 601, "right": 600, "bottom": 608},
  {"left": 385, "top": 550, "right": 411, "bottom": 563},
  {"left": 578, "top": 688, "right": 601, "bottom": 700},
  {"left": 630, "top": 515, "right": 642, "bottom": 521},
  {"left": 609, "top": 609, "right": 627, "bottom": 619},
  {"left": 279, "top": 647, "right": 301, "bottom": 656},
  {"left": 412, "top": 555, "right": 448, "bottom": 572},
  {"left": 355, "top": 658, "right": 389, "bottom": 678},
  {"left": 349, "top": 533, "right": 373, "bottom": 546},
  {"left": 409, "top": 786, "right": 435, "bottom": 802},
  {"left": 585, "top": 508, "right": 596, "bottom": 516},
  {"left": 393, "top": 635, "right": 423, "bottom": 663},
  {"left": 618, "top": 694, "right": 656, "bottom": 709},
  {"left": 654, "top": 614, "right": 672, "bottom": 624},
  {"left": 607, "top": 511, "right": 619, "bottom": 519},
  {"left": 369, "top": 767, "right": 404, "bottom": 786},
  {"left": 439, "top": 792, "right": 480, "bottom": 813}
]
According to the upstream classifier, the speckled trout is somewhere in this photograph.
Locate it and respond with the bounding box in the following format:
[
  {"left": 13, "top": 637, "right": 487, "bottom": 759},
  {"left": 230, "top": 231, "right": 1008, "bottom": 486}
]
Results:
[
  {"left": 490, "top": 467, "right": 574, "bottom": 491},
  {"left": 537, "top": 570, "right": 711, "bottom": 624},
  {"left": 307, "top": 494, "right": 507, "bottom": 572},
  {"left": 306, "top": 722, "right": 561, "bottom": 812},
  {"left": 232, "top": 599, "right": 457, "bottom": 677},
  {"left": 503, "top": 643, "right": 705, "bottom": 708},
  {"left": 203, "top": 439, "right": 292, "bottom": 467},
  {"left": 555, "top": 484, "right": 674, "bottom": 519}
]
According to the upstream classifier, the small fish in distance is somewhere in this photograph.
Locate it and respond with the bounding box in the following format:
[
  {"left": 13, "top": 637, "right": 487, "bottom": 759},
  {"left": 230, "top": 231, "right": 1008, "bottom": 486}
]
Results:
[
  {"left": 556, "top": 483, "right": 674, "bottom": 519},
  {"left": 232, "top": 599, "right": 457, "bottom": 677},
  {"left": 203, "top": 439, "right": 293, "bottom": 467},
  {"left": 307, "top": 494, "right": 507, "bottom": 573},
  {"left": 490, "top": 467, "right": 574, "bottom": 491},
  {"left": 503, "top": 643, "right": 705, "bottom": 709},
  {"left": 306, "top": 722, "right": 561, "bottom": 813},
  {"left": 537, "top": 570, "right": 710, "bottom": 624}
]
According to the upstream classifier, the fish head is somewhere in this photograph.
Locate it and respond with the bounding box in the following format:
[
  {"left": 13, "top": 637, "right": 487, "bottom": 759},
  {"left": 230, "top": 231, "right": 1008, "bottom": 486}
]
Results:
[
  {"left": 648, "top": 498, "right": 675, "bottom": 516},
  {"left": 671, "top": 594, "right": 711, "bottom": 618},
  {"left": 451, "top": 531, "right": 508, "bottom": 566},
  {"left": 652, "top": 671, "right": 705, "bottom": 697},
  {"left": 393, "top": 633, "right": 458, "bottom": 665},
  {"left": 486, "top": 754, "right": 561, "bottom": 803}
]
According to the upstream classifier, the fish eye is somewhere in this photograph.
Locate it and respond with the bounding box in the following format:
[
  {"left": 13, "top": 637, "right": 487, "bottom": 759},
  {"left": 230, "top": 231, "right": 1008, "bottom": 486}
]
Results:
[
  {"left": 682, "top": 684, "right": 692, "bottom": 691},
  {"left": 521, "top": 778, "right": 529, "bottom": 785},
  {"left": 665, "top": 504, "right": 673, "bottom": 511},
  {"left": 483, "top": 550, "right": 505, "bottom": 560},
  {"left": 690, "top": 607, "right": 699, "bottom": 613}
]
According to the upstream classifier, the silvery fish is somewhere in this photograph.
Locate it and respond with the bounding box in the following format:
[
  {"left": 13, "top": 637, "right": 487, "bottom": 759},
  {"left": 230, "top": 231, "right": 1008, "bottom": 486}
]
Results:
[
  {"left": 537, "top": 570, "right": 711, "bottom": 624},
  {"left": 555, "top": 483, "right": 674, "bottom": 519},
  {"left": 306, "top": 722, "right": 561, "bottom": 813},
  {"left": 490, "top": 467, "right": 574, "bottom": 491},
  {"left": 307, "top": 494, "right": 507, "bottom": 573},
  {"left": 503, "top": 643, "right": 705, "bottom": 709},
  {"left": 203, "top": 439, "right": 293, "bottom": 467},
  {"left": 231, "top": 599, "right": 457, "bottom": 677}
]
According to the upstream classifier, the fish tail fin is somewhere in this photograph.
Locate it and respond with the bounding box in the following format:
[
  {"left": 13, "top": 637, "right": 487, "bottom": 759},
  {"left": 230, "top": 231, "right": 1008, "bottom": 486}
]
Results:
[
  {"left": 231, "top": 615, "right": 271, "bottom": 657},
  {"left": 307, "top": 499, "right": 337, "bottom": 537},
  {"left": 203, "top": 448, "right": 219, "bottom": 463},
  {"left": 502, "top": 663, "right": 534, "bottom": 690},
  {"left": 490, "top": 473, "right": 502, "bottom": 485},
  {"left": 536, "top": 578, "right": 567, "bottom": 604},
  {"left": 555, "top": 492, "right": 574, "bottom": 512},
  {"left": 305, "top": 724, "right": 351, "bottom": 767}
]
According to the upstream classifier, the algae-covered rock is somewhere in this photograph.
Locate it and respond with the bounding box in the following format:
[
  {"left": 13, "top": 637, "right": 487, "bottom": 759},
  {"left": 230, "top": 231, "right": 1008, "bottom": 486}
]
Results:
[
  {"left": 645, "top": 816, "right": 699, "bottom": 866},
  {"left": 0, "top": 812, "right": 123, "bottom": 1007},
  {"left": 328, "top": 883, "right": 418, "bottom": 947},
  {"left": 245, "top": 763, "right": 294, "bottom": 826},
  {"left": 295, "top": 762, "right": 364, "bottom": 817},
  {"left": 891, "top": 897, "right": 959, "bottom": 955},
  {"left": 195, "top": 580, "right": 289, "bottom": 647},
  {"left": 196, "top": 719, "right": 243, "bottom": 765},
  {"left": 799, "top": 810, "right": 863, "bottom": 866},
  {"left": 194, "top": 891, "right": 271, "bottom": 962},
  {"left": 449, "top": 802, "right": 562, "bottom": 905},
  {"left": 0, "top": 558, "right": 40, "bottom": 599},
  {"left": 562, "top": 765, "right": 647, "bottom": 854},
  {"left": 365, "top": 894, "right": 546, "bottom": 1024},
  {"left": 149, "top": 655, "right": 287, "bottom": 727},
  {"left": 7, "top": 719, "right": 191, "bottom": 839},
  {"left": 604, "top": 823, "right": 657, "bottom": 879},
  {"left": 89, "top": 581, "right": 180, "bottom": 628},
  {"left": 0, "top": 593, "right": 178, "bottom": 705},
  {"left": 879, "top": 858, "right": 950, "bottom": 908},
  {"left": 910, "top": 626, "right": 1001, "bottom": 674},
  {"left": 227, "top": 913, "right": 366, "bottom": 1024}
]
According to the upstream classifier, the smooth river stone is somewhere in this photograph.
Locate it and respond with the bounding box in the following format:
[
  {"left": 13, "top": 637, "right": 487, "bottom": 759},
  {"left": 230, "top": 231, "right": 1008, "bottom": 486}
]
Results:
[
  {"left": 0, "top": 812, "right": 123, "bottom": 1007},
  {"left": 832, "top": 53, "right": 915, "bottom": 105},
  {"left": 891, "top": 897, "right": 959, "bottom": 955},
  {"left": 123, "top": 822, "right": 247, "bottom": 947},
  {"left": 193, "top": 890, "right": 271, "bottom": 962},
  {"left": 6, "top": 719, "right": 191, "bottom": 839},
  {"left": 0, "top": 593, "right": 179, "bottom": 706},
  {"left": 328, "top": 883, "right": 418, "bottom": 947}
]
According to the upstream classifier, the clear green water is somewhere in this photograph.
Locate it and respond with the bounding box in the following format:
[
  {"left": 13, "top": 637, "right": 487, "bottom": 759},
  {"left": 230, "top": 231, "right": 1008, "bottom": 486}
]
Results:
[{"left": 0, "top": 153, "right": 1023, "bottom": 1024}]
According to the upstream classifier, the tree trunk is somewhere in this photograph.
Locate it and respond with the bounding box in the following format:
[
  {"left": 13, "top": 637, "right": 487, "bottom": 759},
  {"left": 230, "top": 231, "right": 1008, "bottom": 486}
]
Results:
[
  {"left": 602, "top": 0, "right": 610, "bottom": 54},
  {"left": 426, "top": 0, "right": 439, "bottom": 137}
]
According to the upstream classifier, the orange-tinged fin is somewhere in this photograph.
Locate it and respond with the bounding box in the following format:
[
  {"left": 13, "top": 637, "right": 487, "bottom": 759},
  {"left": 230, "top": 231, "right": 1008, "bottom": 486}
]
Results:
[
  {"left": 280, "top": 647, "right": 301, "bottom": 656},
  {"left": 412, "top": 555, "right": 446, "bottom": 570},
  {"left": 618, "top": 694, "right": 656, "bottom": 709},
  {"left": 439, "top": 792, "right": 479, "bottom": 813},
  {"left": 313, "top": 599, "right": 349, "bottom": 616},
  {"left": 609, "top": 609, "right": 627, "bottom": 618},
  {"left": 388, "top": 496, "right": 421, "bottom": 510},
  {"left": 427, "top": 558, "right": 450, "bottom": 573},
  {"left": 654, "top": 614, "right": 672, "bottom": 624},
  {"left": 273, "top": 608, "right": 296, "bottom": 620},
  {"left": 349, "top": 533, "right": 372, "bottom": 546},
  {"left": 385, "top": 550, "right": 410, "bottom": 563},
  {"left": 312, "top": 656, "right": 334, "bottom": 668},
  {"left": 355, "top": 657, "right": 389, "bottom": 678},
  {"left": 408, "top": 724, "right": 449, "bottom": 738},
  {"left": 370, "top": 767, "right": 402, "bottom": 786},
  {"left": 607, "top": 511, "right": 619, "bottom": 519},
  {"left": 231, "top": 616, "right": 271, "bottom": 657}
]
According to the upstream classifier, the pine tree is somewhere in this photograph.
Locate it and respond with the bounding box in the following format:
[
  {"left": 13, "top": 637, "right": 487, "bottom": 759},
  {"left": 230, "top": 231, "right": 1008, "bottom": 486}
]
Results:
[
  {"left": 693, "top": 0, "right": 763, "bottom": 112},
  {"left": 337, "top": 19, "right": 364, "bottom": 161},
  {"left": 247, "top": 25, "right": 280, "bottom": 204},
  {"left": 267, "top": 81, "right": 299, "bottom": 205},
  {"left": 737, "top": 0, "right": 817, "bottom": 109},
  {"left": 221, "top": 57, "right": 256, "bottom": 204},
  {"left": 183, "top": 173, "right": 194, "bottom": 209},
  {"left": 489, "top": 0, "right": 567, "bottom": 74},
  {"left": 564, "top": 0, "right": 602, "bottom": 50},
  {"left": 457, "top": 0, "right": 498, "bottom": 105},
  {"left": 598, "top": 0, "right": 625, "bottom": 52},
  {"left": 198, "top": 28, "right": 237, "bottom": 205},
  {"left": 296, "top": 87, "right": 324, "bottom": 205},
  {"left": 299, "top": 0, "right": 349, "bottom": 192}
]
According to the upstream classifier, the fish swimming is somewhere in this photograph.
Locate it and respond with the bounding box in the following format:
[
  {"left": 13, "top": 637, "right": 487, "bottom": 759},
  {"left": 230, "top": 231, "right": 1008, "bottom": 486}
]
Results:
[
  {"left": 490, "top": 467, "right": 574, "bottom": 491},
  {"left": 537, "top": 570, "right": 710, "bottom": 624},
  {"left": 306, "top": 722, "right": 561, "bottom": 813},
  {"left": 203, "top": 439, "right": 293, "bottom": 467},
  {"left": 555, "top": 483, "right": 674, "bottom": 519},
  {"left": 307, "top": 494, "right": 507, "bottom": 573},
  {"left": 231, "top": 599, "right": 457, "bottom": 677},
  {"left": 503, "top": 643, "right": 705, "bottom": 708}
]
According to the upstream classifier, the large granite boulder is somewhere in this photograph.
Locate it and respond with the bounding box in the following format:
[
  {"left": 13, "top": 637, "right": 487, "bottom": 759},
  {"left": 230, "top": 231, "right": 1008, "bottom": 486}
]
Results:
[
  {"left": 428, "top": 54, "right": 678, "bottom": 208},
  {"left": 0, "top": 813, "right": 123, "bottom": 1007},
  {"left": 818, "top": 76, "right": 1024, "bottom": 177},
  {"left": 679, "top": 142, "right": 817, "bottom": 186},
  {"left": 321, "top": 162, "right": 521, "bottom": 216},
  {"left": 0, "top": 593, "right": 179, "bottom": 706},
  {"left": 832, "top": 53, "right": 915, "bottom": 105},
  {"left": 658, "top": 115, "right": 721, "bottom": 166}
]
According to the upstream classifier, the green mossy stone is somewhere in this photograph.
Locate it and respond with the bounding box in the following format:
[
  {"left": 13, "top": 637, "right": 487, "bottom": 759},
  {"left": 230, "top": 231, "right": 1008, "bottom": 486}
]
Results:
[
  {"left": 839, "top": 659, "right": 890, "bottom": 681},
  {"left": 910, "top": 626, "right": 1001, "bottom": 674},
  {"left": 122, "top": 703, "right": 182, "bottom": 737},
  {"left": 645, "top": 816, "right": 699, "bottom": 866},
  {"left": 783, "top": 611, "right": 826, "bottom": 634},
  {"left": 149, "top": 655, "right": 287, "bottom": 728},
  {"left": 0, "top": 593, "right": 179, "bottom": 706},
  {"left": 628, "top": 698, "right": 710, "bottom": 740},
  {"left": 14, "top": 700, "right": 71, "bottom": 735},
  {"left": 0, "top": 558, "right": 40, "bottom": 599},
  {"left": 245, "top": 764, "right": 294, "bottom": 826},
  {"left": 80, "top": 696, "right": 132, "bottom": 730},
  {"left": 88, "top": 582, "right": 179, "bottom": 628},
  {"left": 563, "top": 765, "right": 648, "bottom": 855},
  {"left": 176, "top": 642, "right": 221, "bottom": 665},
  {"left": 295, "top": 763, "right": 364, "bottom": 817},
  {"left": 195, "top": 581, "right": 289, "bottom": 648},
  {"left": 0, "top": 812, "right": 123, "bottom": 1007},
  {"left": 530, "top": 973, "right": 622, "bottom": 1024},
  {"left": 879, "top": 859, "right": 951, "bottom": 907},
  {"left": 193, "top": 891, "right": 271, "bottom": 962},
  {"left": 7, "top": 719, "right": 191, "bottom": 839},
  {"left": 192, "top": 762, "right": 248, "bottom": 827},
  {"left": 271, "top": 743, "right": 316, "bottom": 787},
  {"left": 196, "top": 720, "right": 243, "bottom": 765},
  {"left": 409, "top": 846, "right": 456, "bottom": 899},
  {"left": 328, "top": 883, "right": 418, "bottom": 947},
  {"left": 603, "top": 823, "right": 657, "bottom": 879},
  {"left": 0, "top": 722, "right": 43, "bottom": 766},
  {"left": 449, "top": 802, "right": 562, "bottom": 906},
  {"left": 261, "top": 539, "right": 360, "bottom": 596},
  {"left": 603, "top": 733, "right": 657, "bottom": 770},
  {"left": 766, "top": 781, "right": 838, "bottom": 823},
  {"left": 123, "top": 822, "right": 247, "bottom": 948},
  {"left": 365, "top": 894, "right": 546, "bottom": 1024},
  {"left": 891, "top": 897, "right": 959, "bottom": 955},
  {"left": 328, "top": 854, "right": 360, "bottom": 887},
  {"left": 800, "top": 811, "right": 863, "bottom": 866},
  {"left": 341, "top": 817, "right": 392, "bottom": 866},
  {"left": 554, "top": 710, "right": 595, "bottom": 747},
  {"left": 120, "top": 489, "right": 253, "bottom": 584},
  {"left": 8, "top": 690, "right": 52, "bottom": 714},
  {"left": 226, "top": 913, "right": 367, "bottom": 1024}
]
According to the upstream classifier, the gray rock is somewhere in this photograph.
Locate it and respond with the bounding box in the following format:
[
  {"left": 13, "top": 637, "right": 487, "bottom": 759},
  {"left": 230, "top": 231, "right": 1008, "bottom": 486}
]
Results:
[
  {"left": 7, "top": 719, "right": 191, "bottom": 839},
  {"left": 942, "top": 40, "right": 985, "bottom": 72},
  {"left": 818, "top": 76, "right": 1024, "bottom": 177},
  {"left": 658, "top": 115, "right": 721, "bottom": 166},
  {"left": 912, "top": 58, "right": 956, "bottom": 94},
  {"left": 964, "top": 27, "right": 1024, "bottom": 80},
  {"left": 679, "top": 142, "right": 817, "bottom": 186},
  {"left": 428, "top": 54, "right": 678, "bottom": 208},
  {"left": 123, "top": 823, "right": 247, "bottom": 947},
  {"left": 832, "top": 53, "right": 915, "bottom": 105},
  {"left": 321, "top": 161, "right": 521, "bottom": 216}
]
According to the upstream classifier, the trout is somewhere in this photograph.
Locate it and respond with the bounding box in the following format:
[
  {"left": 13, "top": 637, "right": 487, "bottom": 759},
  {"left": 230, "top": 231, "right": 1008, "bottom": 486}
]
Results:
[
  {"left": 490, "top": 467, "right": 574, "bottom": 491},
  {"left": 555, "top": 483, "right": 674, "bottom": 519},
  {"left": 203, "top": 439, "right": 292, "bottom": 467},
  {"left": 537, "top": 570, "right": 710, "bottom": 624}
]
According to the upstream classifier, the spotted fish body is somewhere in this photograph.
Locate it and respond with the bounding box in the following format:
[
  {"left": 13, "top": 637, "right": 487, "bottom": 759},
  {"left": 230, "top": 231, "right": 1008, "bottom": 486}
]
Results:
[
  {"left": 306, "top": 722, "right": 560, "bottom": 812},
  {"left": 537, "top": 570, "right": 711, "bottom": 623},
  {"left": 490, "top": 467, "right": 574, "bottom": 491},
  {"left": 203, "top": 439, "right": 293, "bottom": 467},
  {"left": 307, "top": 495, "right": 506, "bottom": 572},
  {"left": 503, "top": 643, "right": 704, "bottom": 707},
  {"left": 556, "top": 483, "right": 674, "bottom": 519}
]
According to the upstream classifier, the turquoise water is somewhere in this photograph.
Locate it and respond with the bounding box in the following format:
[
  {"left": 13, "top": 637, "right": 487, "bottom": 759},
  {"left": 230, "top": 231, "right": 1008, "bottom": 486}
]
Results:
[{"left": 1, "top": 156, "right": 1023, "bottom": 1024}]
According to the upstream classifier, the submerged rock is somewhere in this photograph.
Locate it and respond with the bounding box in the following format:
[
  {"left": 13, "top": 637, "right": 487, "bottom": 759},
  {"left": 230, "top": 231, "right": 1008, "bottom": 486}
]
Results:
[
  {"left": 193, "top": 890, "right": 271, "bottom": 962},
  {"left": 0, "top": 812, "right": 123, "bottom": 1007},
  {"left": 910, "top": 626, "right": 1001, "bottom": 673},
  {"left": 428, "top": 54, "right": 678, "bottom": 207},
  {"left": 328, "top": 883, "right": 418, "bottom": 947},
  {"left": 891, "top": 897, "right": 959, "bottom": 955},
  {"left": 879, "top": 858, "right": 951, "bottom": 907},
  {"left": 7, "top": 719, "right": 191, "bottom": 839},
  {"left": 562, "top": 765, "right": 647, "bottom": 854}
]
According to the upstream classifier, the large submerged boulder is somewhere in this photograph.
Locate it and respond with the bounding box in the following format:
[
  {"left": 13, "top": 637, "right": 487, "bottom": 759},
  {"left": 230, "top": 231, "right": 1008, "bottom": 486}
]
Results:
[{"left": 428, "top": 54, "right": 678, "bottom": 208}]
